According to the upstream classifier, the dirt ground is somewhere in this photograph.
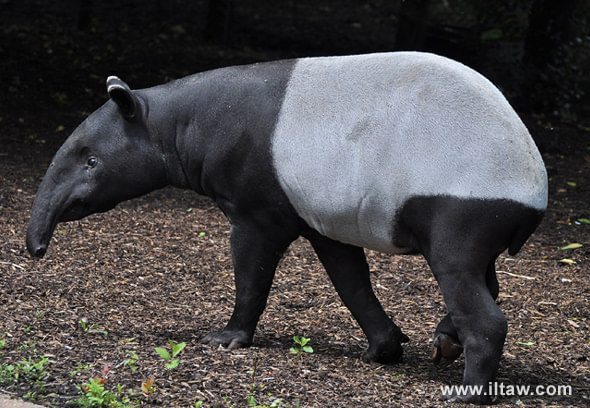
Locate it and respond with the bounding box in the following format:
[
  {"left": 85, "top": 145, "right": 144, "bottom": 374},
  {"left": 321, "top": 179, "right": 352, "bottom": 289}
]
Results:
[{"left": 1, "top": 1, "right": 589, "bottom": 407}]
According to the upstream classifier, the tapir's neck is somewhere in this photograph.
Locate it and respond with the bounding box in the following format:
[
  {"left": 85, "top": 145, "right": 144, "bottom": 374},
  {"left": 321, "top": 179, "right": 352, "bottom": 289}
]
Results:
[
  {"left": 140, "top": 60, "right": 296, "bottom": 199},
  {"left": 137, "top": 90, "right": 196, "bottom": 191}
]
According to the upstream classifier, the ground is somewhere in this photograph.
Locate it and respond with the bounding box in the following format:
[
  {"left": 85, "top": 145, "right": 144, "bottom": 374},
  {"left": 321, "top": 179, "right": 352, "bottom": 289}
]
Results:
[
  {"left": 1, "top": 1, "right": 589, "bottom": 407},
  {"left": 1, "top": 109, "right": 590, "bottom": 408}
]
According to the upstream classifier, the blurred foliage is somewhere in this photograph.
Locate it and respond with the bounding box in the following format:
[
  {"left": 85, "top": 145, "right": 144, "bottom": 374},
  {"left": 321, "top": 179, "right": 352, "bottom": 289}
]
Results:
[
  {"left": 422, "top": 0, "right": 590, "bottom": 120},
  {"left": 1, "top": 0, "right": 589, "bottom": 134}
]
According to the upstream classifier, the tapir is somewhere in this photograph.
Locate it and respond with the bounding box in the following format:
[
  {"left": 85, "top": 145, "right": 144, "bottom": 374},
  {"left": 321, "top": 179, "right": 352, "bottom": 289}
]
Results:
[{"left": 26, "top": 52, "right": 547, "bottom": 404}]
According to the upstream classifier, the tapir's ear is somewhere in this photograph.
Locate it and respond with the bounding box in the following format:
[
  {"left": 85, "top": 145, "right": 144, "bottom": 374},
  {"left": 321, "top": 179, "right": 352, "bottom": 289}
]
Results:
[{"left": 106, "top": 76, "right": 137, "bottom": 120}]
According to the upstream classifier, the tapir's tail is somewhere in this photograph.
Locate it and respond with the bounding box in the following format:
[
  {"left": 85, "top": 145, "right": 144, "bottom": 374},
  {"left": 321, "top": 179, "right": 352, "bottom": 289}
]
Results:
[{"left": 508, "top": 209, "right": 545, "bottom": 256}]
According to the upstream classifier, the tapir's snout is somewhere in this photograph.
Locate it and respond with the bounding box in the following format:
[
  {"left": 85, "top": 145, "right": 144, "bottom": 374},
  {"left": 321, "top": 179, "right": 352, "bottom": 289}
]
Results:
[
  {"left": 33, "top": 246, "right": 47, "bottom": 258},
  {"left": 26, "top": 213, "right": 53, "bottom": 258},
  {"left": 26, "top": 168, "right": 67, "bottom": 259},
  {"left": 28, "top": 241, "right": 47, "bottom": 258}
]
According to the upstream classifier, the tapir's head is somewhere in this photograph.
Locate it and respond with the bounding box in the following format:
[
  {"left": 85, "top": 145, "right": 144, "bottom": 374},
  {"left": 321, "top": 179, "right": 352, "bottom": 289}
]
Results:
[{"left": 26, "top": 77, "right": 167, "bottom": 258}]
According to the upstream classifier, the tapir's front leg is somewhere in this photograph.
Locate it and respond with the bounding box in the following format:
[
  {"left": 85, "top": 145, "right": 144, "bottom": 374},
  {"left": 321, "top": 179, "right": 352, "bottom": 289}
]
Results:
[
  {"left": 203, "top": 219, "right": 298, "bottom": 349},
  {"left": 306, "top": 233, "right": 409, "bottom": 363}
]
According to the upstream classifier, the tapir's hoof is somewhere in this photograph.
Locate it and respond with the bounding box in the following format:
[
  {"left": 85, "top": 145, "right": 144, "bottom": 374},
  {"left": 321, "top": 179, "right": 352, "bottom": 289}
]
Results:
[
  {"left": 202, "top": 330, "right": 253, "bottom": 350},
  {"left": 442, "top": 391, "right": 492, "bottom": 405},
  {"left": 431, "top": 333, "right": 463, "bottom": 367},
  {"left": 362, "top": 331, "right": 409, "bottom": 364}
]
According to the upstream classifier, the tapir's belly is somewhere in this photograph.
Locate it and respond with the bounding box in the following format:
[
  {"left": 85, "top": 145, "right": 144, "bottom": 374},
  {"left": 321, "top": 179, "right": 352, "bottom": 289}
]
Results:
[{"left": 271, "top": 53, "right": 547, "bottom": 252}]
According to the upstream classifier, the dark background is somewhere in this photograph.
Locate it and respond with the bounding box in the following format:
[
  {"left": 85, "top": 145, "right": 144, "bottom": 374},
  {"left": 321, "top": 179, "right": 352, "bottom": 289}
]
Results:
[{"left": 1, "top": 0, "right": 589, "bottom": 153}]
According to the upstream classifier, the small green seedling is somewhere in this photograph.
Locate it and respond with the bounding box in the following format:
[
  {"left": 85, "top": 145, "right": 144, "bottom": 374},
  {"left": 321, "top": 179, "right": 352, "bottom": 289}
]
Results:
[
  {"left": 15, "top": 355, "right": 50, "bottom": 382},
  {"left": 123, "top": 351, "right": 139, "bottom": 372},
  {"left": 289, "top": 336, "right": 313, "bottom": 355},
  {"left": 75, "top": 364, "right": 132, "bottom": 408},
  {"left": 247, "top": 394, "right": 284, "bottom": 408},
  {"left": 69, "top": 362, "right": 93, "bottom": 378},
  {"left": 76, "top": 379, "right": 131, "bottom": 408},
  {"left": 141, "top": 376, "right": 156, "bottom": 397},
  {"left": 155, "top": 340, "right": 186, "bottom": 370},
  {"left": 0, "top": 344, "right": 50, "bottom": 403},
  {"left": 79, "top": 319, "right": 89, "bottom": 332},
  {"left": 79, "top": 318, "right": 108, "bottom": 336}
]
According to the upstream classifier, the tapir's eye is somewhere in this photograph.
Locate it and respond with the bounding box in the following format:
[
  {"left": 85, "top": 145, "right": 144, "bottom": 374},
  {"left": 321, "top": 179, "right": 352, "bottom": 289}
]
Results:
[{"left": 87, "top": 157, "right": 98, "bottom": 168}]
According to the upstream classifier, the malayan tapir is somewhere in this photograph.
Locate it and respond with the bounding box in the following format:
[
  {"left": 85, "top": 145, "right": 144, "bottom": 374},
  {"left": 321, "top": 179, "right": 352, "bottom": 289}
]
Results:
[{"left": 26, "top": 52, "right": 547, "bottom": 404}]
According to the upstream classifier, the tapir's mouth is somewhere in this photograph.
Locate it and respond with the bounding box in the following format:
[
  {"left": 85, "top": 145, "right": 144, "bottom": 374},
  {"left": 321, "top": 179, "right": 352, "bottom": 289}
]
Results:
[{"left": 59, "top": 199, "right": 92, "bottom": 222}]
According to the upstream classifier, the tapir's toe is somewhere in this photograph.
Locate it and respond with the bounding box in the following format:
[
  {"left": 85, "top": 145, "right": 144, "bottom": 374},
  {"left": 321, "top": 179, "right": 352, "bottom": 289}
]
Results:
[
  {"left": 362, "top": 331, "right": 408, "bottom": 364},
  {"left": 431, "top": 333, "right": 463, "bottom": 367},
  {"left": 442, "top": 391, "right": 493, "bottom": 405},
  {"left": 202, "top": 329, "right": 253, "bottom": 350}
]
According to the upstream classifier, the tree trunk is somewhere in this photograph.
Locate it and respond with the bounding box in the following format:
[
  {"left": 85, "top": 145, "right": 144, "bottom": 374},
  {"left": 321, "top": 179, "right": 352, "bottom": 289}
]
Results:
[
  {"left": 78, "top": 0, "right": 93, "bottom": 31},
  {"left": 205, "top": 0, "right": 234, "bottom": 45},
  {"left": 394, "top": 0, "right": 431, "bottom": 50},
  {"left": 520, "top": 0, "right": 577, "bottom": 112}
]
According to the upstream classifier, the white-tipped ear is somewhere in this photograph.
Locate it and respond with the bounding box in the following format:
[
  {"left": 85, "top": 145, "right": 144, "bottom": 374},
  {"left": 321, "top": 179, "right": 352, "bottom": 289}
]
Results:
[{"left": 106, "top": 76, "right": 137, "bottom": 120}]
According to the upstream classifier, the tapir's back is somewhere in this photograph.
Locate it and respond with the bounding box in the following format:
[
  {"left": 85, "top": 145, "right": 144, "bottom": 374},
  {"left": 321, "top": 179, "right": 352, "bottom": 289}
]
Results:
[{"left": 271, "top": 52, "right": 547, "bottom": 253}]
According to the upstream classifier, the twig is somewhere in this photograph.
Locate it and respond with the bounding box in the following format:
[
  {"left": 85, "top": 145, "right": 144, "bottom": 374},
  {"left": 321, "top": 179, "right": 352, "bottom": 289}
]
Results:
[
  {"left": 497, "top": 270, "right": 536, "bottom": 280},
  {"left": 0, "top": 261, "right": 25, "bottom": 270}
]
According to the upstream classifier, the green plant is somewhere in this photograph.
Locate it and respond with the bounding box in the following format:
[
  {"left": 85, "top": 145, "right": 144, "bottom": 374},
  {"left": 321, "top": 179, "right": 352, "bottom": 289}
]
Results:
[
  {"left": 155, "top": 340, "right": 186, "bottom": 370},
  {"left": 122, "top": 351, "right": 139, "bottom": 373},
  {"left": 247, "top": 392, "right": 284, "bottom": 408},
  {"left": 289, "top": 336, "right": 313, "bottom": 356},
  {"left": 0, "top": 363, "right": 16, "bottom": 384},
  {"left": 79, "top": 318, "right": 108, "bottom": 336},
  {"left": 75, "top": 378, "right": 132, "bottom": 408},
  {"left": 141, "top": 376, "right": 156, "bottom": 397},
  {"left": 245, "top": 356, "right": 287, "bottom": 408},
  {"left": 18, "top": 340, "right": 36, "bottom": 351},
  {"left": 75, "top": 365, "right": 133, "bottom": 408},
  {"left": 70, "top": 363, "right": 94, "bottom": 378},
  {"left": 0, "top": 353, "right": 50, "bottom": 402},
  {"left": 15, "top": 355, "right": 50, "bottom": 382},
  {"left": 0, "top": 340, "right": 49, "bottom": 384}
]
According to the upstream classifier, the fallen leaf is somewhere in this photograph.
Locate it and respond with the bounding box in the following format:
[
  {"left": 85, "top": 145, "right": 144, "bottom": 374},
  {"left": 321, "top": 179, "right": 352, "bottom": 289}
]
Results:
[
  {"left": 559, "top": 243, "right": 583, "bottom": 250},
  {"left": 559, "top": 258, "right": 576, "bottom": 265},
  {"left": 568, "top": 319, "right": 580, "bottom": 329}
]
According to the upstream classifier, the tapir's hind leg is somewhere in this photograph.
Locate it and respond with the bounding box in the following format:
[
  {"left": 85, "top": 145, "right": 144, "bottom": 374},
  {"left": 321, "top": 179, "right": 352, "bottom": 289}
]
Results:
[
  {"left": 426, "top": 248, "right": 506, "bottom": 404},
  {"left": 305, "top": 233, "right": 409, "bottom": 364},
  {"left": 431, "top": 259, "right": 499, "bottom": 367},
  {"left": 394, "top": 197, "right": 540, "bottom": 404}
]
